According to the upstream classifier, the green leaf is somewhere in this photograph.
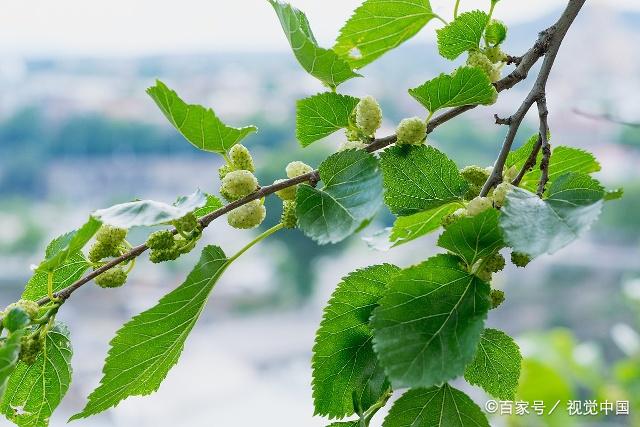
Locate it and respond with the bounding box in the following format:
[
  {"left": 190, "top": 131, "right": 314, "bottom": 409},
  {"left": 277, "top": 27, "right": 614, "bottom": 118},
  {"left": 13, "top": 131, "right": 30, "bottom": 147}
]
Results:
[
  {"left": 1, "top": 323, "right": 73, "bottom": 427},
  {"left": 604, "top": 188, "right": 623, "bottom": 201},
  {"left": 500, "top": 173, "right": 605, "bottom": 257},
  {"left": 269, "top": 1, "right": 360, "bottom": 88},
  {"left": 408, "top": 66, "right": 497, "bottom": 115},
  {"left": 93, "top": 189, "right": 207, "bottom": 228},
  {"left": 71, "top": 245, "right": 228, "bottom": 420},
  {"left": 312, "top": 264, "right": 399, "bottom": 418},
  {"left": 297, "top": 150, "right": 383, "bottom": 244},
  {"left": 333, "top": 0, "right": 436, "bottom": 69},
  {"left": 437, "top": 209, "right": 503, "bottom": 268},
  {"left": 389, "top": 203, "right": 458, "bottom": 246},
  {"left": 464, "top": 328, "right": 522, "bottom": 401},
  {"left": 383, "top": 384, "right": 489, "bottom": 427},
  {"left": 23, "top": 234, "right": 91, "bottom": 302},
  {"left": 371, "top": 254, "right": 490, "bottom": 388},
  {"left": 36, "top": 217, "right": 101, "bottom": 273},
  {"left": 193, "top": 193, "right": 224, "bottom": 218},
  {"left": 505, "top": 133, "right": 538, "bottom": 171},
  {"left": 147, "top": 80, "right": 257, "bottom": 154},
  {"left": 296, "top": 92, "right": 360, "bottom": 147},
  {"left": 520, "top": 146, "right": 601, "bottom": 193},
  {"left": 0, "top": 330, "right": 25, "bottom": 399},
  {"left": 485, "top": 20, "right": 507, "bottom": 46},
  {"left": 327, "top": 422, "right": 358, "bottom": 427},
  {"left": 437, "top": 10, "right": 489, "bottom": 60},
  {"left": 2, "top": 309, "right": 29, "bottom": 334},
  {"left": 379, "top": 145, "right": 468, "bottom": 216}
]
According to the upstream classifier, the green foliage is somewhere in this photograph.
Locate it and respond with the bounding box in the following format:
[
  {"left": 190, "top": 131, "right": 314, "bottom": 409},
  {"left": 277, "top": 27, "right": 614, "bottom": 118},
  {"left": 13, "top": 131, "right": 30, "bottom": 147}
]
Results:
[
  {"left": 147, "top": 80, "right": 257, "bottom": 154},
  {"left": 437, "top": 10, "right": 489, "bottom": 60},
  {"left": 500, "top": 172, "right": 605, "bottom": 257},
  {"left": 268, "top": 1, "right": 360, "bottom": 88},
  {"left": 93, "top": 189, "right": 207, "bottom": 228},
  {"left": 372, "top": 254, "right": 490, "bottom": 388},
  {"left": 383, "top": 384, "right": 489, "bottom": 427},
  {"left": 334, "top": 0, "right": 435, "bottom": 69},
  {"left": 1, "top": 324, "right": 73, "bottom": 427},
  {"left": 71, "top": 246, "right": 228, "bottom": 419},
  {"left": 485, "top": 19, "right": 508, "bottom": 45},
  {"left": 22, "top": 243, "right": 86, "bottom": 301},
  {"left": 379, "top": 145, "right": 468, "bottom": 215},
  {"left": 389, "top": 203, "right": 458, "bottom": 246},
  {"left": 1, "top": 2, "right": 615, "bottom": 425},
  {"left": 193, "top": 194, "right": 224, "bottom": 217},
  {"left": 296, "top": 92, "right": 360, "bottom": 147},
  {"left": 464, "top": 328, "right": 522, "bottom": 400},
  {"left": 437, "top": 209, "right": 503, "bottom": 268},
  {"left": 296, "top": 150, "right": 382, "bottom": 244},
  {"left": 409, "top": 66, "right": 498, "bottom": 115},
  {"left": 312, "top": 264, "right": 398, "bottom": 418},
  {"left": 522, "top": 146, "right": 601, "bottom": 193},
  {"left": 36, "top": 218, "right": 101, "bottom": 273},
  {"left": 0, "top": 329, "right": 25, "bottom": 399}
]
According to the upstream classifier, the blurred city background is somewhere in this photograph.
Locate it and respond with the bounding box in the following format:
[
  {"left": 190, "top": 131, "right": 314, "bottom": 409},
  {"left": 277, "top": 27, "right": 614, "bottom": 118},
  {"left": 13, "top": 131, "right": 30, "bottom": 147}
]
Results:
[{"left": 1, "top": 1, "right": 639, "bottom": 426}]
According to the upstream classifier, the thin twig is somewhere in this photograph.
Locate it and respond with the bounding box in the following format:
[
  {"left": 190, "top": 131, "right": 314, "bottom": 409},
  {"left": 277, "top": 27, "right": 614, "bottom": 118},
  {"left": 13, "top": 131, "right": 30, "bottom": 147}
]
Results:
[
  {"left": 480, "top": 0, "right": 586, "bottom": 196},
  {"left": 573, "top": 109, "right": 640, "bottom": 128},
  {"left": 37, "top": 0, "right": 587, "bottom": 306},
  {"left": 536, "top": 96, "right": 551, "bottom": 196},
  {"left": 511, "top": 134, "right": 542, "bottom": 186}
]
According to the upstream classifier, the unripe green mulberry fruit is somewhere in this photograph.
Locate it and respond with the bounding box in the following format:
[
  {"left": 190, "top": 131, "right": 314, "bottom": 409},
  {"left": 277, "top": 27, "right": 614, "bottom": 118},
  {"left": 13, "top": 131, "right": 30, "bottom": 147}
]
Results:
[
  {"left": 485, "top": 46, "right": 507, "bottom": 64},
  {"left": 19, "top": 335, "right": 43, "bottom": 365},
  {"left": 172, "top": 212, "right": 199, "bottom": 233},
  {"left": 220, "top": 170, "right": 258, "bottom": 202},
  {"left": 460, "top": 165, "right": 490, "bottom": 186},
  {"left": 338, "top": 140, "right": 367, "bottom": 151},
  {"left": 467, "top": 196, "right": 492, "bottom": 216},
  {"left": 490, "top": 289, "right": 505, "bottom": 309},
  {"left": 281, "top": 200, "right": 297, "bottom": 229},
  {"left": 227, "top": 199, "right": 266, "bottom": 229},
  {"left": 355, "top": 96, "right": 382, "bottom": 137},
  {"left": 485, "top": 20, "right": 508, "bottom": 46},
  {"left": 502, "top": 165, "right": 518, "bottom": 183},
  {"left": 492, "top": 181, "right": 513, "bottom": 208},
  {"left": 94, "top": 267, "right": 128, "bottom": 288},
  {"left": 511, "top": 251, "right": 531, "bottom": 268},
  {"left": 286, "top": 161, "right": 313, "bottom": 179},
  {"left": 274, "top": 179, "right": 297, "bottom": 201},
  {"left": 464, "top": 184, "right": 482, "bottom": 201},
  {"left": 149, "top": 246, "right": 181, "bottom": 263},
  {"left": 146, "top": 230, "right": 175, "bottom": 250},
  {"left": 88, "top": 241, "right": 120, "bottom": 263},
  {"left": 476, "top": 269, "right": 492, "bottom": 282},
  {"left": 467, "top": 51, "right": 501, "bottom": 82},
  {"left": 484, "top": 253, "right": 506, "bottom": 273},
  {"left": 96, "top": 225, "right": 127, "bottom": 248},
  {"left": 345, "top": 128, "right": 360, "bottom": 142},
  {"left": 218, "top": 164, "right": 232, "bottom": 180},
  {"left": 396, "top": 117, "right": 427, "bottom": 145},
  {"left": 441, "top": 208, "right": 467, "bottom": 228},
  {"left": 229, "top": 144, "right": 255, "bottom": 172},
  {"left": 5, "top": 300, "right": 39, "bottom": 320}
]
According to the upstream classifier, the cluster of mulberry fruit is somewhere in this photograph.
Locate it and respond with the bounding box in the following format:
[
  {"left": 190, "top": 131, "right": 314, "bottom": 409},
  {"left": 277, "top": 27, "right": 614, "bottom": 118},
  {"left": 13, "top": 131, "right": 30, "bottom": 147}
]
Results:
[
  {"left": 465, "top": 19, "right": 509, "bottom": 83},
  {"left": 146, "top": 212, "right": 203, "bottom": 263},
  {"left": 87, "top": 225, "right": 133, "bottom": 288},
  {"left": 219, "top": 144, "right": 266, "bottom": 229}
]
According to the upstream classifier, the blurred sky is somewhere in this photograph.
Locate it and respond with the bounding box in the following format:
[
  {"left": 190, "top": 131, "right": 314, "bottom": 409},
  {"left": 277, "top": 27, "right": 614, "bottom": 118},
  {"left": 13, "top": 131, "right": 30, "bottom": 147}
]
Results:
[{"left": 1, "top": 0, "right": 639, "bottom": 57}]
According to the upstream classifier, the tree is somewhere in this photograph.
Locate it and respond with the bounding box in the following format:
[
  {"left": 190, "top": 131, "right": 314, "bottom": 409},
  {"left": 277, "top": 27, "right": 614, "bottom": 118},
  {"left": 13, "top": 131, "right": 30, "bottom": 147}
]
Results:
[{"left": 0, "top": 0, "right": 620, "bottom": 426}]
